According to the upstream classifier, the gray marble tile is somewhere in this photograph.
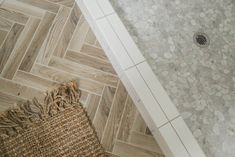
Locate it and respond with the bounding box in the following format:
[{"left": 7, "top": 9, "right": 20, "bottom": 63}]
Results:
[{"left": 110, "top": 0, "right": 235, "bottom": 156}]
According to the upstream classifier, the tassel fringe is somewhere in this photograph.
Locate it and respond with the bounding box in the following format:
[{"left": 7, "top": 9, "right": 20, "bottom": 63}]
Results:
[{"left": 0, "top": 81, "right": 81, "bottom": 138}]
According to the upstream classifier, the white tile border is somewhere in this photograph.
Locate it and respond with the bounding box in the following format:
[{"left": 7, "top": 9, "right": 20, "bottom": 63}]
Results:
[{"left": 76, "top": 0, "right": 206, "bottom": 157}]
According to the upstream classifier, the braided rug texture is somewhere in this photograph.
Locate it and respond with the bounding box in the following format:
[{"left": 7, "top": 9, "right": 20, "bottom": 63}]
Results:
[{"left": 0, "top": 81, "right": 107, "bottom": 157}]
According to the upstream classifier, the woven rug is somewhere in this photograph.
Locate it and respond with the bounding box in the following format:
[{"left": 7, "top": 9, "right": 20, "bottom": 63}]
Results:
[{"left": 0, "top": 81, "right": 107, "bottom": 157}]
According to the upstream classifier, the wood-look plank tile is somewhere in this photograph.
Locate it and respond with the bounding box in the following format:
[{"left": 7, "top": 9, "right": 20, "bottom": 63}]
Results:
[
  {"left": 80, "top": 44, "right": 108, "bottom": 61},
  {"left": 0, "top": 91, "right": 26, "bottom": 112},
  {"left": 132, "top": 112, "right": 147, "bottom": 133},
  {"left": 113, "top": 141, "right": 163, "bottom": 157},
  {"left": 31, "top": 64, "right": 104, "bottom": 95},
  {"left": 36, "top": 6, "right": 70, "bottom": 65},
  {"left": 0, "top": 23, "right": 24, "bottom": 73},
  {"left": 66, "top": 50, "right": 116, "bottom": 75},
  {"left": 0, "top": 29, "right": 7, "bottom": 46},
  {"left": 106, "top": 152, "right": 121, "bottom": 157},
  {"left": 85, "top": 94, "right": 101, "bottom": 121},
  {"left": 85, "top": 28, "right": 96, "bottom": 45},
  {"left": 101, "top": 82, "right": 128, "bottom": 151},
  {"left": 19, "top": 12, "right": 55, "bottom": 72},
  {"left": 1, "top": 17, "right": 40, "bottom": 79},
  {"left": 48, "top": 57, "right": 119, "bottom": 87},
  {"left": 47, "top": 0, "right": 75, "bottom": 7},
  {"left": 0, "top": 16, "right": 13, "bottom": 31},
  {"left": 68, "top": 15, "right": 89, "bottom": 52},
  {"left": 13, "top": 70, "right": 58, "bottom": 91},
  {"left": 2, "top": 0, "right": 46, "bottom": 18},
  {"left": 0, "top": 78, "right": 22, "bottom": 96},
  {"left": 0, "top": 7, "right": 29, "bottom": 24},
  {"left": 17, "top": 0, "right": 60, "bottom": 13},
  {"left": 53, "top": 4, "right": 81, "bottom": 58},
  {"left": 93, "top": 86, "right": 116, "bottom": 139},
  {"left": 117, "top": 96, "right": 137, "bottom": 142},
  {"left": 129, "top": 131, "right": 163, "bottom": 154},
  {"left": 80, "top": 90, "right": 88, "bottom": 105}
]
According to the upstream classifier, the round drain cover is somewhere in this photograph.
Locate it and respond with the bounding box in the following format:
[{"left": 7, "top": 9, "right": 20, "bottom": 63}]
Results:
[{"left": 193, "top": 32, "right": 210, "bottom": 48}]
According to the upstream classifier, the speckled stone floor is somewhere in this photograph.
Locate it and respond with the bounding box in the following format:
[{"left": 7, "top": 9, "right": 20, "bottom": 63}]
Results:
[{"left": 110, "top": 0, "right": 235, "bottom": 156}]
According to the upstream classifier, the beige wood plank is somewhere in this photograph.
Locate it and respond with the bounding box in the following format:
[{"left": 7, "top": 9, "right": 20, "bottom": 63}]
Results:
[
  {"left": 93, "top": 86, "right": 116, "bottom": 139},
  {"left": 129, "top": 131, "right": 163, "bottom": 154},
  {"left": 106, "top": 152, "right": 121, "bottom": 157},
  {"left": 19, "top": 12, "right": 55, "bottom": 72},
  {"left": 37, "top": 6, "right": 70, "bottom": 65},
  {"left": 80, "top": 44, "right": 108, "bottom": 61},
  {"left": 17, "top": 0, "right": 60, "bottom": 13},
  {"left": 1, "top": 17, "right": 40, "bottom": 79},
  {"left": 0, "top": 29, "right": 7, "bottom": 46},
  {"left": 0, "top": 78, "right": 22, "bottom": 96},
  {"left": 2, "top": 0, "right": 46, "bottom": 18},
  {"left": 0, "top": 23, "right": 24, "bottom": 73},
  {"left": 101, "top": 82, "right": 128, "bottom": 151},
  {"left": 0, "top": 16, "right": 13, "bottom": 31},
  {"left": 66, "top": 50, "right": 116, "bottom": 75},
  {"left": 48, "top": 57, "right": 119, "bottom": 87},
  {"left": 80, "top": 90, "right": 88, "bottom": 105},
  {"left": 31, "top": 64, "right": 104, "bottom": 95},
  {"left": 85, "top": 94, "right": 101, "bottom": 121},
  {"left": 68, "top": 15, "right": 89, "bottom": 52},
  {"left": 0, "top": 91, "right": 26, "bottom": 112},
  {"left": 0, "top": 7, "right": 29, "bottom": 24},
  {"left": 47, "top": 0, "right": 75, "bottom": 7},
  {"left": 13, "top": 70, "right": 58, "bottom": 91},
  {"left": 85, "top": 28, "right": 96, "bottom": 45},
  {"left": 53, "top": 4, "right": 81, "bottom": 57},
  {"left": 132, "top": 112, "right": 147, "bottom": 133},
  {"left": 117, "top": 96, "right": 137, "bottom": 142},
  {"left": 113, "top": 141, "right": 163, "bottom": 157}
]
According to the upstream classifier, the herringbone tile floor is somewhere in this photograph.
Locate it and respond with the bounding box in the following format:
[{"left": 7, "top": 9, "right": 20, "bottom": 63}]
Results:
[{"left": 0, "top": 1, "right": 164, "bottom": 156}]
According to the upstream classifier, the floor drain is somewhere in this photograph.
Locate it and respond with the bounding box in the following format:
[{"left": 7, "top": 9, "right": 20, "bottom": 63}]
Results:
[{"left": 193, "top": 32, "right": 209, "bottom": 48}]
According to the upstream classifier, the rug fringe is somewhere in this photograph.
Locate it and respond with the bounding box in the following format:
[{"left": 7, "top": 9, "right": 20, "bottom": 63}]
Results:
[{"left": 0, "top": 81, "right": 81, "bottom": 138}]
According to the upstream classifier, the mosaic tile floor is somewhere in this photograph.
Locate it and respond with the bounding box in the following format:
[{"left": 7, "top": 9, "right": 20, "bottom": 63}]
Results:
[{"left": 110, "top": 0, "right": 235, "bottom": 156}]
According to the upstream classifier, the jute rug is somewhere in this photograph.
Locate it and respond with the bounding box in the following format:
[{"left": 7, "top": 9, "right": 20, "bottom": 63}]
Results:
[{"left": 0, "top": 81, "right": 107, "bottom": 157}]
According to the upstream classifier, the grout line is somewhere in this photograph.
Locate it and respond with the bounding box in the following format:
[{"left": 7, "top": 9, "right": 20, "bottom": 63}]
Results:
[
  {"left": 124, "top": 60, "right": 146, "bottom": 71},
  {"left": 95, "top": 12, "right": 115, "bottom": 21},
  {"left": 170, "top": 121, "right": 192, "bottom": 157},
  {"left": 136, "top": 66, "right": 170, "bottom": 122},
  {"left": 157, "top": 115, "right": 181, "bottom": 129}
]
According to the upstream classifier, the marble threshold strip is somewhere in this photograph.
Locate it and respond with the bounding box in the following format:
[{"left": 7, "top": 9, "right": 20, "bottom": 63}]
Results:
[{"left": 75, "top": 0, "right": 206, "bottom": 157}]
